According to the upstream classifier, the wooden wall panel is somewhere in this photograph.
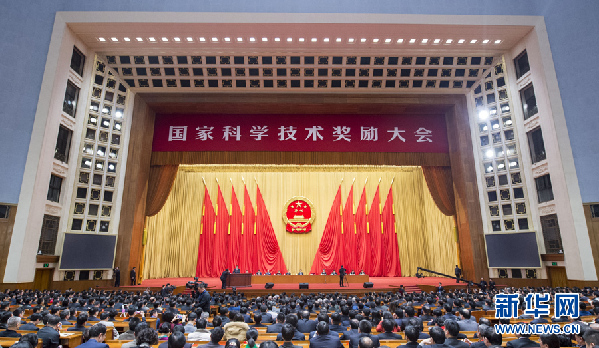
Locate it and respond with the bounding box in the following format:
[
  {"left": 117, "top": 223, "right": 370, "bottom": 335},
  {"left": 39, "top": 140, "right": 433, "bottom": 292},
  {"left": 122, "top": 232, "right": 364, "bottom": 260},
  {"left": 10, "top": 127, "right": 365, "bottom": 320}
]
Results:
[
  {"left": 0, "top": 205, "right": 17, "bottom": 282},
  {"left": 583, "top": 203, "right": 599, "bottom": 280},
  {"left": 115, "top": 94, "right": 155, "bottom": 285}
]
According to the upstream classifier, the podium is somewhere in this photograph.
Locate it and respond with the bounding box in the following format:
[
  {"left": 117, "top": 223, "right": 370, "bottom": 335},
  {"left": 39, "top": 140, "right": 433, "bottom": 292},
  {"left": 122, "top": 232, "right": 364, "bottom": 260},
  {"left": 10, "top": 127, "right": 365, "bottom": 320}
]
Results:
[{"left": 227, "top": 273, "right": 252, "bottom": 287}]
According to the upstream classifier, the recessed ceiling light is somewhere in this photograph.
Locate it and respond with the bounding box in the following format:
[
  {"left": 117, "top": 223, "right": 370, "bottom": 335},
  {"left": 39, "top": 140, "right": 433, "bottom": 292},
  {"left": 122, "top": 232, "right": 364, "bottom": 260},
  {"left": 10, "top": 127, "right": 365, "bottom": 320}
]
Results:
[
  {"left": 224, "top": 37, "right": 231, "bottom": 42},
  {"left": 458, "top": 39, "right": 465, "bottom": 44},
  {"left": 336, "top": 38, "right": 342, "bottom": 42},
  {"left": 174, "top": 37, "right": 181, "bottom": 42},
  {"left": 98, "top": 37, "right": 106, "bottom": 42},
  {"left": 348, "top": 38, "right": 355, "bottom": 43},
  {"left": 136, "top": 37, "right": 143, "bottom": 42},
  {"left": 262, "top": 37, "right": 268, "bottom": 42},
  {"left": 384, "top": 38, "right": 391, "bottom": 43},
  {"left": 470, "top": 39, "right": 477, "bottom": 44},
  {"left": 446, "top": 39, "right": 453, "bottom": 44},
  {"left": 161, "top": 37, "right": 168, "bottom": 42},
  {"left": 287, "top": 37, "right": 292, "bottom": 42},
  {"left": 409, "top": 39, "right": 416, "bottom": 43},
  {"left": 123, "top": 37, "right": 131, "bottom": 42},
  {"left": 249, "top": 37, "right": 256, "bottom": 42},
  {"left": 421, "top": 39, "right": 428, "bottom": 43},
  {"left": 478, "top": 109, "right": 489, "bottom": 120},
  {"left": 148, "top": 37, "right": 156, "bottom": 42},
  {"left": 299, "top": 38, "right": 305, "bottom": 42},
  {"left": 211, "top": 37, "right": 218, "bottom": 42},
  {"left": 494, "top": 39, "right": 502, "bottom": 44},
  {"left": 186, "top": 37, "right": 193, "bottom": 42},
  {"left": 275, "top": 37, "right": 281, "bottom": 42},
  {"left": 433, "top": 39, "right": 441, "bottom": 44},
  {"left": 199, "top": 37, "right": 206, "bottom": 42},
  {"left": 360, "top": 38, "right": 366, "bottom": 43},
  {"left": 397, "top": 39, "right": 403, "bottom": 43},
  {"left": 373, "top": 38, "right": 379, "bottom": 43},
  {"left": 237, "top": 37, "right": 243, "bottom": 42},
  {"left": 482, "top": 39, "right": 490, "bottom": 44},
  {"left": 110, "top": 37, "right": 118, "bottom": 42},
  {"left": 323, "top": 38, "right": 329, "bottom": 42},
  {"left": 311, "top": 38, "right": 317, "bottom": 42}
]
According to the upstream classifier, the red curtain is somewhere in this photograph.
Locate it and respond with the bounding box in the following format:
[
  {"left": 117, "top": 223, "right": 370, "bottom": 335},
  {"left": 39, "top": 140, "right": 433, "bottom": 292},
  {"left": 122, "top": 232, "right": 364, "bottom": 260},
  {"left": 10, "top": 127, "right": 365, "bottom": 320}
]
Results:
[
  {"left": 228, "top": 186, "right": 242, "bottom": 271},
  {"left": 196, "top": 187, "right": 215, "bottom": 277},
  {"left": 368, "top": 186, "right": 384, "bottom": 276},
  {"left": 355, "top": 187, "right": 370, "bottom": 275},
  {"left": 383, "top": 186, "right": 402, "bottom": 277},
  {"left": 341, "top": 185, "right": 357, "bottom": 274},
  {"left": 241, "top": 185, "right": 257, "bottom": 274},
  {"left": 256, "top": 186, "right": 288, "bottom": 274},
  {"left": 422, "top": 166, "right": 456, "bottom": 216},
  {"left": 212, "top": 185, "right": 230, "bottom": 275},
  {"left": 310, "top": 186, "right": 342, "bottom": 275},
  {"left": 145, "top": 165, "right": 179, "bottom": 216}
]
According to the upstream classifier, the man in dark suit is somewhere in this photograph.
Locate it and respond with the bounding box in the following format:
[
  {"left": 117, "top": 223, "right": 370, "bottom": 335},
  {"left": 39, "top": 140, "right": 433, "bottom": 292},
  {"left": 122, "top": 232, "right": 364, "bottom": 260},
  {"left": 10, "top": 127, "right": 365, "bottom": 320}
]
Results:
[
  {"left": 505, "top": 328, "right": 540, "bottom": 348},
  {"left": 422, "top": 326, "right": 450, "bottom": 348},
  {"left": 378, "top": 319, "right": 402, "bottom": 340},
  {"left": 75, "top": 324, "right": 109, "bottom": 348},
  {"left": 220, "top": 269, "right": 230, "bottom": 289},
  {"left": 276, "top": 315, "right": 306, "bottom": 341},
  {"left": 266, "top": 313, "right": 286, "bottom": 333},
  {"left": 250, "top": 314, "right": 267, "bottom": 328},
  {"left": 396, "top": 325, "right": 422, "bottom": 348},
  {"left": 198, "top": 327, "right": 224, "bottom": 348},
  {"left": 114, "top": 267, "right": 120, "bottom": 287},
  {"left": 339, "top": 265, "right": 347, "bottom": 287},
  {"left": 196, "top": 284, "right": 211, "bottom": 314},
  {"left": 130, "top": 267, "right": 136, "bottom": 285},
  {"left": 443, "top": 320, "right": 470, "bottom": 348},
  {"left": 233, "top": 266, "right": 241, "bottom": 274},
  {"left": 349, "top": 320, "right": 380, "bottom": 348},
  {"left": 488, "top": 279, "right": 496, "bottom": 291},
  {"left": 297, "top": 311, "right": 317, "bottom": 333},
  {"left": 20, "top": 313, "right": 41, "bottom": 331},
  {"left": 479, "top": 278, "right": 487, "bottom": 292},
  {"left": 0, "top": 317, "right": 21, "bottom": 337},
  {"left": 309, "top": 321, "right": 342, "bottom": 348},
  {"left": 280, "top": 324, "right": 303, "bottom": 348},
  {"left": 341, "top": 319, "right": 360, "bottom": 341},
  {"left": 454, "top": 265, "right": 461, "bottom": 283},
  {"left": 329, "top": 313, "right": 348, "bottom": 334},
  {"left": 37, "top": 315, "right": 61, "bottom": 348}
]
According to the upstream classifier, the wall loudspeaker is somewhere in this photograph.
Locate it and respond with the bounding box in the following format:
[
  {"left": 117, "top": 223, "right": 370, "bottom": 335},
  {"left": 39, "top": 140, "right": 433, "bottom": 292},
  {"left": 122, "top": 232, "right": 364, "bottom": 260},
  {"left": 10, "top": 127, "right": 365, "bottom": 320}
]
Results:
[
  {"left": 363, "top": 282, "right": 373, "bottom": 288},
  {"left": 264, "top": 283, "right": 274, "bottom": 289},
  {"left": 299, "top": 283, "right": 309, "bottom": 289}
]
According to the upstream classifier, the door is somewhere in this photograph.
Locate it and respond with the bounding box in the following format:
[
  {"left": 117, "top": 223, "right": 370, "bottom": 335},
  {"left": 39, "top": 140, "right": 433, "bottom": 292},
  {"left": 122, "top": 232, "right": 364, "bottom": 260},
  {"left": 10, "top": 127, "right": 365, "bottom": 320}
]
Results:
[
  {"left": 547, "top": 266, "right": 567, "bottom": 288},
  {"left": 33, "top": 268, "right": 54, "bottom": 290}
]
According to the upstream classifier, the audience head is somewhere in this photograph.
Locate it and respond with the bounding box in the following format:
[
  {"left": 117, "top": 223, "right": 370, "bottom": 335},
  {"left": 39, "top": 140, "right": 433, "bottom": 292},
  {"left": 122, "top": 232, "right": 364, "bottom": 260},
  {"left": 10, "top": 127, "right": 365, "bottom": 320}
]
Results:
[
  {"left": 405, "top": 325, "right": 420, "bottom": 342},
  {"left": 316, "top": 321, "right": 329, "bottom": 336},
  {"left": 444, "top": 319, "right": 460, "bottom": 338},
  {"left": 285, "top": 314, "right": 298, "bottom": 328},
  {"left": 19, "top": 333, "right": 38, "bottom": 348},
  {"left": 167, "top": 331, "right": 186, "bottom": 348},
  {"left": 128, "top": 316, "right": 141, "bottom": 331},
  {"left": 358, "top": 319, "right": 372, "bottom": 334},
  {"left": 359, "top": 337, "right": 374, "bottom": 348},
  {"left": 540, "top": 334, "right": 560, "bottom": 348},
  {"left": 484, "top": 327, "right": 503, "bottom": 347},
  {"left": 46, "top": 315, "right": 60, "bottom": 328},
  {"left": 246, "top": 328, "right": 259, "bottom": 346},
  {"left": 225, "top": 339, "right": 241, "bottom": 348},
  {"left": 89, "top": 324, "right": 107, "bottom": 342},
  {"left": 429, "top": 326, "right": 446, "bottom": 344},
  {"left": 210, "top": 327, "right": 225, "bottom": 344},
  {"left": 136, "top": 328, "right": 159, "bottom": 346},
  {"left": 259, "top": 342, "right": 278, "bottom": 348},
  {"left": 7, "top": 316, "right": 20, "bottom": 329},
  {"left": 281, "top": 324, "right": 294, "bottom": 341}
]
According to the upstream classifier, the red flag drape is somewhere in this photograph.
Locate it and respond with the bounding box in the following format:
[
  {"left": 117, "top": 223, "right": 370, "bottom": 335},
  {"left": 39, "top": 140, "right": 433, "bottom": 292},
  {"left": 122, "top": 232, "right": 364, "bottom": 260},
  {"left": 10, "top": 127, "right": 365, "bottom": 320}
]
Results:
[
  {"left": 355, "top": 187, "right": 370, "bottom": 275},
  {"left": 383, "top": 186, "right": 402, "bottom": 277},
  {"left": 368, "top": 186, "right": 384, "bottom": 276},
  {"left": 310, "top": 185, "right": 342, "bottom": 275},
  {"left": 240, "top": 185, "right": 257, "bottom": 274},
  {"left": 228, "top": 186, "right": 242, "bottom": 271},
  {"left": 256, "top": 186, "right": 288, "bottom": 274},
  {"left": 341, "top": 185, "right": 357, "bottom": 274},
  {"left": 212, "top": 185, "right": 230, "bottom": 275},
  {"left": 196, "top": 187, "right": 215, "bottom": 277}
]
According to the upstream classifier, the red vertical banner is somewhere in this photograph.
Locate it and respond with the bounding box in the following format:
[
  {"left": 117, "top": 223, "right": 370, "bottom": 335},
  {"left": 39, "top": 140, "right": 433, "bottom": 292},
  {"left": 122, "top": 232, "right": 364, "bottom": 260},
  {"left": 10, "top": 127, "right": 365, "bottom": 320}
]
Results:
[
  {"left": 241, "top": 185, "right": 257, "bottom": 274},
  {"left": 310, "top": 185, "right": 342, "bottom": 275},
  {"left": 355, "top": 186, "right": 370, "bottom": 275},
  {"left": 196, "top": 187, "right": 215, "bottom": 278},
  {"left": 256, "top": 186, "right": 288, "bottom": 274},
  {"left": 228, "top": 186, "right": 242, "bottom": 272},
  {"left": 383, "top": 186, "right": 402, "bottom": 277},
  {"left": 341, "top": 185, "right": 357, "bottom": 274},
  {"left": 212, "top": 185, "right": 230, "bottom": 276},
  {"left": 368, "top": 186, "right": 384, "bottom": 277}
]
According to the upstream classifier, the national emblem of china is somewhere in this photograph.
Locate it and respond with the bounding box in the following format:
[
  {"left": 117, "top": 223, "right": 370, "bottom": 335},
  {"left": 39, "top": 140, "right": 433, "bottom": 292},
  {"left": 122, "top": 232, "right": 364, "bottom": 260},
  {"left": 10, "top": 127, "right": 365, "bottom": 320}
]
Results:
[{"left": 283, "top": 197, "right": 315, "bottom": 233}]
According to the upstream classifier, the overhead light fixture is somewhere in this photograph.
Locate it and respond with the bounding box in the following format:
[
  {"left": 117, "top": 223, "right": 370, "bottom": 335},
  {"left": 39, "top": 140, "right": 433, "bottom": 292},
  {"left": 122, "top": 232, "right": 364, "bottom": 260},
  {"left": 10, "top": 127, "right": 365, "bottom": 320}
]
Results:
[
  {"left": 161, "top": 37, "right": 168, "bottom": 42},
  {"left": 482, "top": 39, "right": 490, "bottom": 44},
  {"left": 237, "top": 37, "right": 243, "bottom": 42},
  {"left": 249, "top": 37, "right": 256, "bottom": 42},
  {"left": 275, "top": 37, "right": 281, "bottom": 42},
  {"left": 385, "top": 38, "right": 391, "bottom": 43},
  {"left": 478, "top": 109, "right": 489, "bottom": 120},
  {"left": 262, "top": 37, "right": 268, "bottom": 42},
  {"left": 470, "top": 39, "right": 477, "bottom": 44},
  {"left": 421, "top": 39, "right": 428, "bottom": 43},
  {"left": 409, "top": 39, "right": 416, "bottom": 43},
  {"left": 458, "top": 39, "right": 465, "bottom": 44},
  {"left": 348, "top": 38, "right": 355, "bottom": 43},
  {"left": 336, "top": 38, "right": 342, "bottom": 42},
  {"left": 199, "top": 37, "right": 206, "bottom": 42},
  {"left": 494, "top": 39, "right": 502, "bottom": 44},
  {"left": 224, "top": 37, "right": 231, "bottom": 42},
  {"left": 299, "top": 38, "right": 305, "bottom": 42},
  {"left": 373, "top": 38, "right": 379, "bottom": 43},
  {"left": 311, "top": 38, "right": 317, "bottom": 42},
  {"left": 287, "top": 37, "right": 292, "bottom": 42},
  {"left": 123, "top": 37, "right": 131, "bottom": 42},
  {"left": 323, "top": 38, "right": 329, "bottom": 42},
  {"left": 211, "top": 37, "right": 218, "bottom": 42},
  {"left": 433, "top": 39, "right": 441, "bottom": 44},
  {"left": 360, "top": 38, "right": 366, "bottom": 42},
  {"left": 446, "top": 39, "right": 453, "bottom": 44},
  {"left": 173, "top": 37, "right": 181, "bottom": 42},
  {"left": 148, "top": 37, "right": 156, "bottom": 42},
  {"left": 186, "top": 37, "right": 193, "bottom": 42},
  {"left": 110, "top": 37, "right": 118, "bottom": 42},
  {"left": 136, "top": 37, "right": 143, "bottom": 42},
  {"left": 397, "top": 39, "right": 404, "bottom": 43},
  {"left": 485, "top": 149, "right": 494, "bottom": 159},
  {"left": 98, "top": 37, "right": 106, "bottom": 42}
]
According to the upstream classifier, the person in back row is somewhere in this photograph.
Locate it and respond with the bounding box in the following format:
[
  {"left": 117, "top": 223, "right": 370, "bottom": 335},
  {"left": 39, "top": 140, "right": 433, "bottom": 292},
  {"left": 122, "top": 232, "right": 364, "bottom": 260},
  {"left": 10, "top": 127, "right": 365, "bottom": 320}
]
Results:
[
  {"left": 75, "top": 324, "right": 109, "bottom": 348},
  {"left": 309, "top": 321, "right": 342, "bottom": 348},
  {"left": 0, "top": 317, "right": 21, "bottom": 337}
]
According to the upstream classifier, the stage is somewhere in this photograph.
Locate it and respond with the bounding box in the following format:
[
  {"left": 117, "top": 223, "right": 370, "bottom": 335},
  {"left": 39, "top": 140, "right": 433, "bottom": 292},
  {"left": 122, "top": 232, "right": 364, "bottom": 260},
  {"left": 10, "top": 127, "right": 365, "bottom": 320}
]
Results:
[{"left": 126, "top": 276, "right": 468, "bottom": 295}]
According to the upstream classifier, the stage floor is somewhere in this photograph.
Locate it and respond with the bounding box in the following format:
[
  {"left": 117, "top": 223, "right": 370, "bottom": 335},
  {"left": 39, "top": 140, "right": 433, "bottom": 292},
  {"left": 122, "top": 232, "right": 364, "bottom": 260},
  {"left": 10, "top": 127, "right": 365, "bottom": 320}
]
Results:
[{"left": 137, "top": 276, "right": 460, "bottom": 292}]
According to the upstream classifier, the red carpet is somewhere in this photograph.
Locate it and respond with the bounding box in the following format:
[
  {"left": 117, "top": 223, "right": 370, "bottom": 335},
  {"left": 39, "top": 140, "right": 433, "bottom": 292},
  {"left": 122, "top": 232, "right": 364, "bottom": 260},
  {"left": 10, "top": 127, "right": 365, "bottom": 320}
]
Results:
[{"left": 137, "top": 276, "right": 458, "bottom": 292}]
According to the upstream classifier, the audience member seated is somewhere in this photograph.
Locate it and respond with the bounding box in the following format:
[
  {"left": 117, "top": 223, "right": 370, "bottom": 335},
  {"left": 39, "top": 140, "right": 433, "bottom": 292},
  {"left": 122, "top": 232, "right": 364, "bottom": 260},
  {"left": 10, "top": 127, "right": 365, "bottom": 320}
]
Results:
[
  {"left": 225, "top": 338, "right": 241, "bottom": 348},
  {"left": 310, "top": 321, "right": 342, "bottom": 348},
  {"left": 188, "top": 318, "right": 210, "bottom": 341},
  {"left": 135, "top": 327, "right": 159, "bottom": 348},
  {"left": 224, "top": 313, "right": 250, "bottom": 342},
  {"left": 378, "top": 319, "right": 402, "bottom": 340},
  {"left": 320, "top": 269, "right": 327, "bottom": 275},
  {"left": 76, "top": 323, "right": 109, "bottom": 348},
  {"left": 198, "top": 326, "right": 224, "bottom": 348},
  {"left": 37, "top": 315, "right": 61, "bottom": 348},
  {"left": 119, "top": 317, "right": 141, "bottom": 341},
  {"left": 67, "top": 313, "right": 88, "bottom": 332},
  {"left": 297, "top": 270, "right": 304, "bottom": 275},
  {"left": 266, "top": 313, "right": 286, "bottom": 333},
  {"left": 275, "top": 315, "right": 305, "bottom": 341},
  {"left": 0, "top": 317, "right": 22, "bottom": 337},
  {"left": 443, "top": 319, "right": 469, "bottom": 348},
  {"left": 244, "top": 328, "right": 259, "bottom": 348},
  {"left": 122, "top": 322, "right": 149, "bottom": 348},
  {"left": 20, "top": 313, "right": 41, "bottom": 331},
  {"left": 349, "top": 320, "right": 380, "bottom": 348},
  {"left": 19, "top": 333, "right": 39, "bottom": 348}
]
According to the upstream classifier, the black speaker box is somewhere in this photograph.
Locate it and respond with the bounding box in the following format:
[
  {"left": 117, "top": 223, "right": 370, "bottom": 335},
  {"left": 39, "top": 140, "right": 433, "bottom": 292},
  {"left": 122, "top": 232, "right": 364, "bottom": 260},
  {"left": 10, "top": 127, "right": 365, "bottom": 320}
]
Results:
[
  {"left": 363, "top": 282, "right": 373, "bottom": 288},
  {"left": 299, "top": 283, "right": 309, "bottom": 289},
  {"left": 265, "top": 282, "right": 274, "bottom": 289}
]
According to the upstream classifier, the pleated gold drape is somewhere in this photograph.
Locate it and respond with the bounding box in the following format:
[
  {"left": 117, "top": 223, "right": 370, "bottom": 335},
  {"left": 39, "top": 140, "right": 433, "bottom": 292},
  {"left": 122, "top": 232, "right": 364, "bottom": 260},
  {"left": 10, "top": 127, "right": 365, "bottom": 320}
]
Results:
[{"left": 144, "top": 165, "right": 456, "bottom": 279}]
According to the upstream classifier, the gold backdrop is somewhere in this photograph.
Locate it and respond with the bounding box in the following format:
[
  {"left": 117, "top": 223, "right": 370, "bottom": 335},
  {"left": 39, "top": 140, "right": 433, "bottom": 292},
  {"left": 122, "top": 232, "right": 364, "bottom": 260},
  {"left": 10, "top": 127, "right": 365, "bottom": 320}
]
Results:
[{"left": 144, "top": 165, "right": 456, "bottom": 279}]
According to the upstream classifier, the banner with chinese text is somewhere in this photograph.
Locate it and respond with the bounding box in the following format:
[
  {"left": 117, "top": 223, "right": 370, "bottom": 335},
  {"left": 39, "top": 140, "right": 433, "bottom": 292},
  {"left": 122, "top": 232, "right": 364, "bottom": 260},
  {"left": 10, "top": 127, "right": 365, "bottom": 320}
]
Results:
[{"left": 152, "top": 114, "right": 449, "bottom": 153}]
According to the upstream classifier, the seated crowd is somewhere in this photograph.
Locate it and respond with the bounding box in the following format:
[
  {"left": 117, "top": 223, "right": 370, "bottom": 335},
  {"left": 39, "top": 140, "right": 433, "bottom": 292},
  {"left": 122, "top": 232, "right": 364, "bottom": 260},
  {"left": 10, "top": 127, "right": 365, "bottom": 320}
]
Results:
[{"left": 0, "top": 285, "right": 598, "bottom": 348}]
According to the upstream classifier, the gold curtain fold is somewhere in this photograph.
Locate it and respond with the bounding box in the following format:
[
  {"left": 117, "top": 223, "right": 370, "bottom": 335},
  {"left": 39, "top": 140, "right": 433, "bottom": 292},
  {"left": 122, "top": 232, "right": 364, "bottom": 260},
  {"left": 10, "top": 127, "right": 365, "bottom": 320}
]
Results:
[
  {"left": 421, "top": 166, "right": 456, "bottom": 216},
  {"left": 144, "top": 165, "right": 456, "bottom": 279},
  {"left": 145, "top": 165, "right": 179, "bottom": 217}
]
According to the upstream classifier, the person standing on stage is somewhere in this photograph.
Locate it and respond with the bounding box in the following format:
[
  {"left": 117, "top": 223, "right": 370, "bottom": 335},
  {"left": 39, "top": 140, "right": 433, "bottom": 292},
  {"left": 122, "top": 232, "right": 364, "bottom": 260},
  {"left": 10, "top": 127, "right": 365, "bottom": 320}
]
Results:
[
  {"left": 339, "top": 265, "right": 347, "bottom": 287},
  {"left": 454, "top": 265, "right": 461, "bottom": 283},
  {"left": 221, "top": 269, "right": 230, "bottom": 289},
  {"left": 113, "top": 267, "right": 120, "bottom": 287},
  {"left": 130, "top": 267, "right": 136, "bottom": 285}
]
